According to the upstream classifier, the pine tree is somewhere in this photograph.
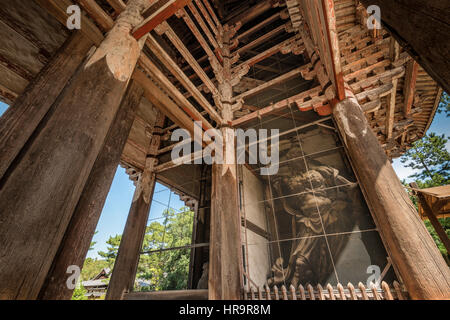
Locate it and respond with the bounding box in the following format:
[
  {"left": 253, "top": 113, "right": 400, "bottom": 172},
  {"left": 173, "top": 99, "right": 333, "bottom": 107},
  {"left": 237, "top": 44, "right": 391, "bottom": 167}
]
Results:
[
  {"left": 437, "top": 92, "right": 449, "bottom": 117},
  {"left": 400, "top": 132, "right": 450, "bottom": 187},
  {"left": 401, "top": 133, "right": 450, "bottom": 262}
]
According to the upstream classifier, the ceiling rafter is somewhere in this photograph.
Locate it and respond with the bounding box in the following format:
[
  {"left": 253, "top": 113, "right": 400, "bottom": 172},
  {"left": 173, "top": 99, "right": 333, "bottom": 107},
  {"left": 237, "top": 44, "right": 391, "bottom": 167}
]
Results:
[
  {"left": 233, "top": 34, "right": 304, "bottom": 74},
  {"left": 156, "top": 21, "right": 220, "bottom": 99},
  {"left": 231, "top": 85, "right": 327, "bottom": 127},
  {"left": 233, "top": 64, "right": 312, "bottom": 103},
  {"left": 176, "top": 8, "right": 223, "bottom": 70},
  {"left": 132, "top": 0, "right": 191, "bottom": 40},
  {"left": 145, "top": 35, "right": 223, "bottom": 124},
  {"left": 139, "top": 54, "right": 214, "bottom": 131}
]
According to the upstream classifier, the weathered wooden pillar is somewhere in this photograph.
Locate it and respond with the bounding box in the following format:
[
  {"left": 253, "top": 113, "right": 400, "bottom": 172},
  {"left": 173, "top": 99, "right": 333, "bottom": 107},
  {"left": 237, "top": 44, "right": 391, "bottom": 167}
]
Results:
[
  {"left": 0, "top": 31, "right": 93, "bottom": 180},
  {"left": 209, "top": 27, "right": 243, "bottom": 300},
  {"left": 359, "top": 0, "right": 450, "bottom": 94},
  {"left": 0, "top": 0, "right": 148, "bottom": 300},
  {"left": 333, "top": 88, "right": 450, "bottom": 300},
  {"left": 38, "top": 81, "right": 144, "bottom": 300},
  {"left": 106, "top": 113, "right": 165, "bottom": 300}
]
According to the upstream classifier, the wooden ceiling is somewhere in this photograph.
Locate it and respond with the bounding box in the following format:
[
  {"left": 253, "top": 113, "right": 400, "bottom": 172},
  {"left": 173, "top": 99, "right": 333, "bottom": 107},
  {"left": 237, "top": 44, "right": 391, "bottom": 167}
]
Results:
[{"left": 0, "top": 0, "right": 443, "bottom": 175}]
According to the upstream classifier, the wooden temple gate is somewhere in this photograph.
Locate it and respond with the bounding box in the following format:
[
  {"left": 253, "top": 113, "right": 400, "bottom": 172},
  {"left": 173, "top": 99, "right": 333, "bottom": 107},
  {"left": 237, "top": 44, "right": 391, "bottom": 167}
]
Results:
[{"left": 0, "top": 0, "right": 448, "bottom": 300}]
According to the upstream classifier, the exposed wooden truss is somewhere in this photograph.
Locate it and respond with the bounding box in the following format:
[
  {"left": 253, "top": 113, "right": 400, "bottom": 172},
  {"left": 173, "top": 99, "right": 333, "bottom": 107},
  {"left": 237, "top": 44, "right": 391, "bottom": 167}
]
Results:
[
  {"left": 0, "top": 0, "right": 447, "bottom": 302},
  {"left": 28, "top": 0, "right": 443, "bottom": 169},
  {"left": 132, "top": 0, "right": 191, "bottom": 40}
]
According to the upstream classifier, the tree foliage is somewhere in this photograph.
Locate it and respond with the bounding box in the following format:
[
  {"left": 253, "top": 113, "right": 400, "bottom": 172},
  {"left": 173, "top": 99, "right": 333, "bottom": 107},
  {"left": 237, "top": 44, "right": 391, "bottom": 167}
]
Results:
[
  {"left": 401, "top": 132, "right": 450, "bottom": 262},
  {"left": 71, "top": 284, "right": 88, "bottom": 300},
  {"left": 400, "top": 133, "right": 450, "bottom": 186},
  {"left": 437, "top": 92, "right": 449, "bottom": 117},
  {"left": 81, "top": 258, "right": 109, "bottom": 281},
  {"left": 93, "top": 207, "right": 194, "bottom": 291},
  {"left": 137, "top": 207, "right": 194, "bottom": 291},
  {"left": 98, "top": 234, "right": 122, "bottom": 265}
]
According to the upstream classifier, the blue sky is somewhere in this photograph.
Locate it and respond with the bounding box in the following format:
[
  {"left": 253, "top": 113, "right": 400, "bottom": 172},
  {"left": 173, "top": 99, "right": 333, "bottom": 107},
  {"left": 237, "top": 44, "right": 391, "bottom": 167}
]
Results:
[
  {"left": 0, "top": 99, "right": 448, "bottom": 259},
  {"left": 392, "top": 108, "right": 450, "bottom": 182}
]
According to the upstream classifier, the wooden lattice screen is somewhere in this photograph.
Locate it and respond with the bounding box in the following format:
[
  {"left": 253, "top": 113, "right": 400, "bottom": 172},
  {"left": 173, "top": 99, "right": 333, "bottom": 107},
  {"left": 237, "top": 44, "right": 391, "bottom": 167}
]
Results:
[{"left": 245, "top": 281, "right": 408, "bottom": 300}]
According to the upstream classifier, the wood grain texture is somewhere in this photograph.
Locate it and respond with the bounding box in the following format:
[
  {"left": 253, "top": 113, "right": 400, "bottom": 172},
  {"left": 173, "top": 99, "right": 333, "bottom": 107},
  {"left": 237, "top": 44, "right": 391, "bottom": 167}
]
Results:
[
  {"left": 359, "top": 0, "right": 450, "bottom": 93},
  {"left": 0, "top": 5, "right": 144, "bottom": 298},
  {"left": 106, "top": 113, "right": 165, "bottom": 300},
  {"left": 39, "top": 81, "right": 144, "bottom": 300},
  {"left": 209, "top": 155, "right": 243, "bottom": 300},
  {"left": 0, "top": 32, "right": 93, "bottom": 180},
  {"left": 333, "top": 93, "right": 450, "bottom": 300}
]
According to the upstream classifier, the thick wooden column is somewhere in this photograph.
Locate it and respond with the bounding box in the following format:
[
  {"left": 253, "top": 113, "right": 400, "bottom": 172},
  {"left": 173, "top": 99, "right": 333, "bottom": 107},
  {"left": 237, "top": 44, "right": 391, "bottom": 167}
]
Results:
[
  {"left": 0, "top": 0, "right": 148, "bottom": 300},
  {"left": 0, "top": 32, "right": 93, "bottom": 180},
  {"left": 209, "top": 159, "right": 243, "bottom": 300},
  {"left": 333, "top": 90, "right": 450, "bottom": 300},
  {"left": 359, "top": 0, "right": 450, "bottom": 94},
  {"left": 106, "top": 113, "right": 165, "bottom": 300},
  {"left": 38, "top": 81, "right": 144, "bottom": 300},
  {"left": 208, "top": 28, "right": 243, "bottom": 300}
]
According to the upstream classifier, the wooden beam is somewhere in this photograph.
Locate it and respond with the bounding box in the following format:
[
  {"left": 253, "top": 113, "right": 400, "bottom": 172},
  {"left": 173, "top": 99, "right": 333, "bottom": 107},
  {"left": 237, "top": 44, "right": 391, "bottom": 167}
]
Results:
[
  {"left": 0, "top": 0, "right": 148, "bottom": 299},
  {"left": 178, "top": 8, "right": 222, "bottom": 70},
  {"left": 39, "top": 81, "right": 144, "bottom": 300},
  {"left": 210, "top": 153, "right": 243, "bottom": 299},
  {"left": 411, "top": 183, "right": 450, "bottom": 255},
  {"left": 186, "top": 3, "right": 218, "bottom": 50},
  {"left": 155, "top": 149, "right": 204, "bottom": 173},
  {"left": 403, "top": 60, "right": 419, "bottom": 116},
  {"left": 145, "top": 35, "right": 222, "bottom": 124},
  {"left": 35, "top": 0, "right": 104, "bottom": 45},
  {"left": 194, "top": 0, "right": 219, "bottom": 36},
  {"left": 333, "top": 87, "right": 450, "bottom": 300},
  {"left": 232, "top": 85, "right": 324, "bottom": 127},
  {"left": 158, "top": 21, "right": 219, "bottom": 97},
  {"left": 234, "top": 35, "right": 303, "bottom": 72},
  {"left": 298, "top": 22, "right": 335, "bottom": 100},
  {"left": 201, "top": 0, "right": 222, "bottom": 29},
  {"left": 228, "top": 0, "right": 276, "bottom": 26},
  {"left": 234, "top": 65, "right": 311, "bottom": 102},
  {"left": 139, "top": 55, "right": 213, "bottom": 131},
  {"left": 76, "top": 0, "right": 114, "bottom": 31},
  {"left": 106, "top": 0, "right": 126, "bottom": 13},
  {"left": 236, "top": 10, "right": 286, "bottom": 41},
  {"left": 132, "top": 69, "right": 201, "bottom": 138},
  {"left": 386, "top": 39, "right": 400, "bottom": 139},
  {"left": 423, "top": 87, "right": 443, "bottom": 134},
  {"left": 201, "top": 0, "right": 222, "bottom": 31},
  {"left": 209, "top": 30, "right": 242, "bottom": 300},
  {"left": 359, "top": 0, "right": 450, "bottom": 94},
  {"left": 132, "top": 0, "right": 192, "bottom": 40},
  {"left": 106, "top": 113, "right": 165, "bottom": 300},
  {"left": 235, "top": 23, "right": 291, "bottom": 56},
  {"left": 321, "top": 0, "right": 345, "bottom": 100},
  {"left": 0, "top": 32, "right": 93, "bottom": 181}
]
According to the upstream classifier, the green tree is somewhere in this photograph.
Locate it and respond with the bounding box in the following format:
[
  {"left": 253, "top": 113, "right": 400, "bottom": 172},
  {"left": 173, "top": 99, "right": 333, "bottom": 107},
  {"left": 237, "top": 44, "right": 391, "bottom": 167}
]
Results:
[
  {"left": 96, "top": 207, "right": 195, "bottom": 292},
  {"left": 400, "top": 133, "right": 450, "bottom": 186},
  {"left": 71, "top": 284, "right": 88, "bottom": 300},
  {"left": 437, "top": 92, "right": 449, "bottom": 117},
  {"left": 401, "top": 133, "right": 450, "bottom": 262},
  {"left": 136, "top": 207, "right": 194, "bottom": 291},
  {"left": 81, "top": 258, "right": 109, "bottom": 281},
  {"left": 98, "top": 234, "right": 122, "bottom": 266}
]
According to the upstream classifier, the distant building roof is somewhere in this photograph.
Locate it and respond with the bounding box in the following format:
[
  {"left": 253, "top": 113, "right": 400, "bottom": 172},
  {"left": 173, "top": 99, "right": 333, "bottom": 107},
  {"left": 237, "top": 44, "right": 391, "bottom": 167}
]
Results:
[{"left": 82, "top": 279, "right": 108, "bottom": 288}]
